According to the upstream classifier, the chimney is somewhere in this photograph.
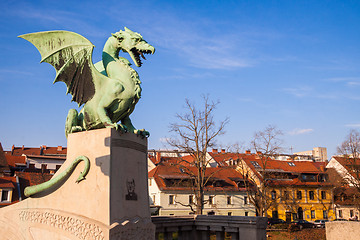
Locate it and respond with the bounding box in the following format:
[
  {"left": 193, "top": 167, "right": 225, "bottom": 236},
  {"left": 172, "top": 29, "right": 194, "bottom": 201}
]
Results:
[
  {"left": 155, "top": 152, "right": 161, "bottom": 162},
  {"left": 221, "top": 149, "right": 226, "bottom": 153},
  {"left": 57, "top": 146, "right": 63, "bottom": 151},
  {"left": 212, "top": 149, "right": 218, "bottom": 153},
  {"left": 320, "top": 165, "right": 325, "bottom": 172},
  {"left": 42, "top": 145, "right": 47, "bottom": 150},
  {"left": 22, "top": 145, "right": 24, "bottom": 150},
  {"left": 11, "top": 145, "right": 15, "bottom": 155},
  {"left": 245, "top": 150, "right": 251, "bottom": 154},
  {"left": 41, "top": 164, "right": 47, "bottom": 173},
  {"left": 256, "top": 151, "right": 262, "bottom": 155}
]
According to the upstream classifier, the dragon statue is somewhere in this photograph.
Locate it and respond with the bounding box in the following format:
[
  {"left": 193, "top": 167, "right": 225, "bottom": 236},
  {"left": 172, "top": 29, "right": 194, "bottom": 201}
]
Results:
[
  {"left": 19, "top": 27, "right": 155, "bottom": 138},
  {"left": 24, "top": 155, "right": 90, "bottom": 197}
]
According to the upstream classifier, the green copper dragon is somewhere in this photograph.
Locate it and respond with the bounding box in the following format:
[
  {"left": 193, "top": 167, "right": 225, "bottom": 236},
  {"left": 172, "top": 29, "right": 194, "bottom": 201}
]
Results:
[
  {"left": 19, "top": 27, "right": 155, "bottom": 138},
  {"left": 24, "top": 156, "right": 90, "bottom": 197}
]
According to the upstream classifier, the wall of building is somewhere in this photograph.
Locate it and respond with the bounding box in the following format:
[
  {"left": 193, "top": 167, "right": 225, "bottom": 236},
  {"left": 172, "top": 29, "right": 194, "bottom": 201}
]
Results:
[
  {"left": 26, "top": 157, "right": 64, "bottom": 170},
  {"left": 157, "top": 191, "right": 255, "bottom": 216},
  {"left": 335, "top": 205, "right": 359, "bottom": 220},
  {"left": 267, "top": 187, "right": 335, "bottom": 221}
]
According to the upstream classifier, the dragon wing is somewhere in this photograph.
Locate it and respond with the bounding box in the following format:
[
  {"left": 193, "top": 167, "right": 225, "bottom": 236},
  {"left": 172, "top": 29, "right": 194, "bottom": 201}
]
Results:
[{"left": 19, "top": 30, "right": 101, "bottom": 106}]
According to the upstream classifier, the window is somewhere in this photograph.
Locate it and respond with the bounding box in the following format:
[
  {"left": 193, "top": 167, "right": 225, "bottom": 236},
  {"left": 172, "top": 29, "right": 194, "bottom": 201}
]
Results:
[
  {"left": 169, "top": 195, "right": 175, "bottom": 205},
  {"left": 271, "top": 190, "right": 276, "bottom": 200},
  {"left": 272, "top": 210, "right": 278, "bottom": 219},
  {"left": 297, "top": 191, "right": 302, "bottom": 199},
  {"left": 250, "top": 161, "right": 261, "bottom": 168},
  {"left": 149, "top": 179, "right": 152, "bottom": 186},
  {"left": 152, "top": 195, "right": 156, "bottom": 204},
  {"left": 321, "top": 191, "right": 326, "bottom": 200},
  {"left": 309, "top": 191, "right": 315, "bottom": 200},
  {"left": 283, "top": 191, "right": 289, "bottom": 200},
  {"left": 288, "top": 162, "right": 296, "bottom": 167},
  {"left": 311, "top": 210, "right": 315, "bottom": 219},
  {"left": 207, "top": 211, "right": 215, "bottom": 215},
  {"left": 189, "top": 195, "right": 194, "bottom": 204},
  {"left": 323, "top": 210, "right": 328, "bottom": 219},
  {"left": 227, "top": 196, "right": 232, "bottom": 205},
  {"left": 208, "top": 196, "right": 214, "bottom": 205},
  {"left": 244, "top": 196, "right": 248, "bottom": 205},
  {"left": 1, "top": 190, "right": 10, "bottom": 202},
  {"left": 338, "top": 210, "right": 343, "bottom": 218},
  {"left": 228, "top": 212, "right": 232, "bottom": 216},
  {"left": 245, "top": 212, "right": 249, "bottom": 216},
  {"left": 350, "top": 210, "right": 354, "bottom": 217}
]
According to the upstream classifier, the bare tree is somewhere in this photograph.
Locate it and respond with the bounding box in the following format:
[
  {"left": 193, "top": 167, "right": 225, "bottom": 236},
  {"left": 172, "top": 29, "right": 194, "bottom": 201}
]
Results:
[
  {"left": 237, "top": 125, "right": 284, "bottom": 217},
  {"left": 336, "top": 129, "right": 360, "bottom": 211},
  {"left": 167, "top": 95, "right": 229, "bottom": 214},
  {"left": 337, "top": 129, "right": 360, "bottom": 159}
]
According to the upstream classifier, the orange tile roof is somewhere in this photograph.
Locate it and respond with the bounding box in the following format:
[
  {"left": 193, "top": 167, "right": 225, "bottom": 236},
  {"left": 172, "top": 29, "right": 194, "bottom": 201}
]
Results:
[
  {"left": 6, "top": 145, "right": 67, "bottom": 156},
  {"left": 149, "top": 163, "right": 247, "bottom": 192},
  {"left": 210, "top": 152, "right": 331, "bottom": 187},
  {"left": 0, "top": 143, "right": 10, "bottom": 173},
  {"left": 268, "top": 178, "right": 332, "bottom": 187},
  {"left": 15, "top": 171, "right": 53, "bottom": 199},
  {"left": 0, "top": 176, "right": 19, "bottom": 206},
  {"left": 5, "top": 155, "right": 26, "bottom": 168},
  {"left": 0, "top": 176, "right": 16, "bottom": 189},
  {"left": 240, "top": 155, "right": 324, "bottom": 174},
  {"left": 15, "top": 171, "right": 53, "bottom": 187}
]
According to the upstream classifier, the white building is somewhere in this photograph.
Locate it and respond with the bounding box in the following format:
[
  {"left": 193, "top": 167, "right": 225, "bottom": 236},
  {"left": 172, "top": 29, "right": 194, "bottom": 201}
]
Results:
[{"left": 148, "top": 163, "right": 256, "bottom": 216}]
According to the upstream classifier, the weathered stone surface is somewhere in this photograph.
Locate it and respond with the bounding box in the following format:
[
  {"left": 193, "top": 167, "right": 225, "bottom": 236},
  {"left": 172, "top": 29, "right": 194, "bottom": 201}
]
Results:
[
  {"left": 0, "top": 128, "right": 155, "bottom": 240},
  {"left": 326, "top": 221, "right": 360, "bottom": 240}
]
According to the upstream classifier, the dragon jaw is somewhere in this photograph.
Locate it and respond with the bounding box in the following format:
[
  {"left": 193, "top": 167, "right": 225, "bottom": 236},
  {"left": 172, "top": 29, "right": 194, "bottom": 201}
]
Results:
[{"left": 112, "top": 27, "right": 155, "bottom": 67}]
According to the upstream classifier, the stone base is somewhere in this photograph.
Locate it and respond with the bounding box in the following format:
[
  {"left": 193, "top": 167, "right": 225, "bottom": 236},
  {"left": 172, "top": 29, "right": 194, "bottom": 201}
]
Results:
[{"left": 0, "top": 128, "right": 155, "bottom": 240}]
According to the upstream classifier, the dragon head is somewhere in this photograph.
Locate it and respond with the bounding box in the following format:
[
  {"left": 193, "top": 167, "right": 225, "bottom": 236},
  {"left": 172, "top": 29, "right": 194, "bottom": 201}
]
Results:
[{"left": 112, "top": 27, "right": 155, "bottom": 67}]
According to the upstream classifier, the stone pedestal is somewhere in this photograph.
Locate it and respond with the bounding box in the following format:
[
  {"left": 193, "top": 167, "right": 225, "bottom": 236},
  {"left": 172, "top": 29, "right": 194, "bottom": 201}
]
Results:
[{"left": 0, "top": 128, "right": 155, "bottom": 240}]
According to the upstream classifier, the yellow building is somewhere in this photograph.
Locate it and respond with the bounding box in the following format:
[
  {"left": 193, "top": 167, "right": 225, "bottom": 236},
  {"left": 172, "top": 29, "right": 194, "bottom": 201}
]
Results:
[
  {"left": 233, "top": 152, "right": 335, "bottom": 222},
  {"left": 266, "top": 181, "right": 334, "bottom": 222}
]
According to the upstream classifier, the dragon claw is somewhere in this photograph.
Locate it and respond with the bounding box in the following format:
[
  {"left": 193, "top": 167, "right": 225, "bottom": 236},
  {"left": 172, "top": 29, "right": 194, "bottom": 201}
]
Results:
[{"left": 134, "top": 129, "right": 150, "bottom": 138}]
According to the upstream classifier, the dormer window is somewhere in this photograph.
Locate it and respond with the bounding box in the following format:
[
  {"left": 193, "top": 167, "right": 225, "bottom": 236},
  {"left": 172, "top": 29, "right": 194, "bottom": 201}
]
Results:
[
  {"left": 1, "top": 189, "right": 10, "bottom": 202},
  {"left": 251, "top": 161, "right": 261, "bottom": 168}
]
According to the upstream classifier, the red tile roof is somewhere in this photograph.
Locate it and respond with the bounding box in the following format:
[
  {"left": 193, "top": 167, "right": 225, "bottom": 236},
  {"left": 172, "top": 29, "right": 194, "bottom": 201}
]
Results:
[
  {"left": 5, "top": 145, "right": 67, "bottom": 156},
  {"left": 15, "top": 171, "right": 53, "bottom": 187},
  {"left": 0, "top": 176, "right": 20, "bottom": 206},
  {"left": 5, "top": 155, "right": 26, "bottom": 168},
  {"left": 208, "top": 152, "right": 330, "bottom": 187},
  {"left": 330, "top": 156, "right": 360, "bottom": 181},
  {"left": 149, "top": 163, "right": 247, "bottom": 192},
  {"left": 268, "top": 178, "right": 332, "bottom": 187},
  {"left": 15, "top": 171, "right": 53, "bottom": 199},
  {"left": 236, "top": 153, "right": 325, "bottom": 173},
  {"left": 0, "top": 143, "right": 11, "bottom": 173},
  {"left": 0, "top": 176, "right": 16, "bottom": 189}
]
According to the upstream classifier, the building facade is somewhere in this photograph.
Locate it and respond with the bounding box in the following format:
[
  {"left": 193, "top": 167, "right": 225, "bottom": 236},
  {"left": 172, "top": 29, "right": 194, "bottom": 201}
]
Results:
[{"left": 148, "top": 163, "right": 256, "bottom": 216}]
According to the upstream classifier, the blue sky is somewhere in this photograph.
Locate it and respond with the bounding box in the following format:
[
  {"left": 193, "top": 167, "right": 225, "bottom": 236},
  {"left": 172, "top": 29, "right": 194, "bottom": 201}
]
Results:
[{"left": 0, "top": 0, "right": 359, "bottom": 157}]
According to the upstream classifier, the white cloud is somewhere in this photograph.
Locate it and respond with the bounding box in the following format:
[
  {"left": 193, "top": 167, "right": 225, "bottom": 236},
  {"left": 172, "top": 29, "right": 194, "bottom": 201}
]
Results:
[
  {"left": 345, "top": 123, "right": 360, "bottom": 128},
  {"left": 289, "top": 128, "right": 314, "bottom": 135},
  {"left": 325, "top": 77, "right": 360, "bottom": 87},
  {"left": 282, "top": 86, "right": 312, "bottom": 97}
]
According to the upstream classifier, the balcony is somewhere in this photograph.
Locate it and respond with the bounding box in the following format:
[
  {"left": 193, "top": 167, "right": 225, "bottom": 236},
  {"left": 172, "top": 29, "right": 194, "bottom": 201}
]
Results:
[{"left": 152, "top": 215, "right": 267, "bottom": 240}]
